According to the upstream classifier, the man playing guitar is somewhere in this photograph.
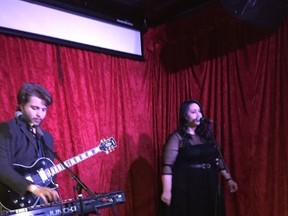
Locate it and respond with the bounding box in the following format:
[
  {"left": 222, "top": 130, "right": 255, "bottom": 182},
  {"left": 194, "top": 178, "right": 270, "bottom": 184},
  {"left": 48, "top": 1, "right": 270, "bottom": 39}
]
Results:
[{"left": 0, "top": 83, "right": 59, "bottom": 211}]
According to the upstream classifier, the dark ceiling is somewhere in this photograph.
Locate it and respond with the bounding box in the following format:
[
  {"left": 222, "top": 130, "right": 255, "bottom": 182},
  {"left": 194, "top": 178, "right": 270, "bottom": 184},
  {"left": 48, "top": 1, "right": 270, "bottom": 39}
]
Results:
[
  {"left": 28, "top": 0, "right": 288, "bottom": 31},
  {"left": 28, "top": 0, "right": 217, "bottom": 29}
]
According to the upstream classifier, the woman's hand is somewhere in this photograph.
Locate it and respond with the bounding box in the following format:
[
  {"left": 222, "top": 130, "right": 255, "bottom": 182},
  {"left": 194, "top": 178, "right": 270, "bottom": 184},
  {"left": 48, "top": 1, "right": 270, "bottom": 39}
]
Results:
[
  {"left": 227, "top": 179, "right": 238, "bottom": 193},
  {"left": 161, "top": 191, "right": 172, "bottom": 206}
]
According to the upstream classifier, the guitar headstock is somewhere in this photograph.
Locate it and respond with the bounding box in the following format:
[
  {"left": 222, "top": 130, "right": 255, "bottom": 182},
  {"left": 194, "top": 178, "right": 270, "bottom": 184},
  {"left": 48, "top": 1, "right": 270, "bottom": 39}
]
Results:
[{"left": 99, "top": 137, "right": 117, "bottom": 153}]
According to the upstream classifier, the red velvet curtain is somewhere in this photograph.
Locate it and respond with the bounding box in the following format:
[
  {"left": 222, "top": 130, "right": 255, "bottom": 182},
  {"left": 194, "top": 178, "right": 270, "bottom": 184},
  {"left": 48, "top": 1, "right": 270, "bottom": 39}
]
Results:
[{"left": 0, "top": 3, "right": 287, "bottom": 216}]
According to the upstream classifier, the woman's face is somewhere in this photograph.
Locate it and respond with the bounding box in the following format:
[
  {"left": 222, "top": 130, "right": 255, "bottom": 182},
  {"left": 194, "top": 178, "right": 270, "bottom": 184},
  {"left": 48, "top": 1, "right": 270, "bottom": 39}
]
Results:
[{"left": 185, "top": 103, "right": 202, "bottom": 127}]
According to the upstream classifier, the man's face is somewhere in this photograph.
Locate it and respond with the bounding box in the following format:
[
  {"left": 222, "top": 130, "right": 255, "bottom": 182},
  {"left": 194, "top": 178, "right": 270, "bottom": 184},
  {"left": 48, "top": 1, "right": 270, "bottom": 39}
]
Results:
[{"left": 20, "top": 95, "right": 47, "bottom": 126}]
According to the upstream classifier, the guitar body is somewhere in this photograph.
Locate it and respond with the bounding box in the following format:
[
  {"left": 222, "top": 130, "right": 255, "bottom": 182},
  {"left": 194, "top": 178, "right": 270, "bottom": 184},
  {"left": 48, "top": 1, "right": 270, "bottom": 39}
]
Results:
[
  {"left": 0, "top": 137, "right": 116, "bottom": 211},
  {"left": 0, "top": 158, "right": 58, "bottom": 210}
]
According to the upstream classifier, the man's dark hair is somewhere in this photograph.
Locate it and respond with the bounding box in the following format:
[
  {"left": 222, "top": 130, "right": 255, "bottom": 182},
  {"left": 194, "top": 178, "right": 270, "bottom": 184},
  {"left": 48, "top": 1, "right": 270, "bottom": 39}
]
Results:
[{"left": 17, "top": 83, "right": 53, "bottom": 110}]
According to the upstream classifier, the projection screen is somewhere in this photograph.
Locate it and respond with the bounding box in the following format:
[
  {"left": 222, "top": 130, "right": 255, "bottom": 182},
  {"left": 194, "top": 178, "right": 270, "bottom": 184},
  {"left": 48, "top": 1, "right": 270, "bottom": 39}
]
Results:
[{"left": 0, "top": 0, "right": 143, "bottom": 60}]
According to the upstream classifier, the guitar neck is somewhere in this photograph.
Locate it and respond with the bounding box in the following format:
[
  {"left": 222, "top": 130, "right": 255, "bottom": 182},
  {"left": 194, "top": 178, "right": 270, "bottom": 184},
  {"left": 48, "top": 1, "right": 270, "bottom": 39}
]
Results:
[{"left": 47, "top": 146, "right": 101, "bottom": 176}]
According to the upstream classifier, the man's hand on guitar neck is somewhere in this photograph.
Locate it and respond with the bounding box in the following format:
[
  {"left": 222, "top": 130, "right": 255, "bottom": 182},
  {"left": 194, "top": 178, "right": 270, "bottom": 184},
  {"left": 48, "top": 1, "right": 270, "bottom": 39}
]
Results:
[{"left": 27, "top": 184, "right": 60, "bottom": 205}]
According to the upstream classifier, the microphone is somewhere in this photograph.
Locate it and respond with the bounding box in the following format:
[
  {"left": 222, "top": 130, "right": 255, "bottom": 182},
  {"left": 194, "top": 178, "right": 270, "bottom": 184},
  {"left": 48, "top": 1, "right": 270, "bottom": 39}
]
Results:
[
  {"left": 198, "top": 117, "right": 213, "bottom": 123},
  {"left": 15, "top": 111, "right": 34, "bottom": 127}
]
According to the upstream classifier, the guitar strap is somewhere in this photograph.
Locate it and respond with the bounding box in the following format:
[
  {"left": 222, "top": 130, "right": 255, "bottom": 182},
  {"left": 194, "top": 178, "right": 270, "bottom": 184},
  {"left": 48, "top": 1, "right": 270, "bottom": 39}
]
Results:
[
  {"left": 35, "top": 127, "right": 51, "bottom": 158},
  {"left": 35, "top": 135, "right": 44, "bottom": 157},
  {"left": 18, "top": 122, "right": 40, "bottom": 157},
  {"left": 27, "top": 127, "right": 44, "bottom": 158}
]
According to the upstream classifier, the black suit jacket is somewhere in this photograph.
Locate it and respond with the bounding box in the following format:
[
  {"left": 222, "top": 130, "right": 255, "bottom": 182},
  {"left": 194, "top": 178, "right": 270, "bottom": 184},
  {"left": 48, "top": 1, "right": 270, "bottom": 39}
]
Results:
[{"left": 0, "top": 118, "right": 54, "bottom": 196}]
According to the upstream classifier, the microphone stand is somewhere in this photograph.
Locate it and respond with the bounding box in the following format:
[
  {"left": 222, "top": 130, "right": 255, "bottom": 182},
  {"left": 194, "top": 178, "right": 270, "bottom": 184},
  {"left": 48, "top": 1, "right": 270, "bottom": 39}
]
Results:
[
  {"left": 205, "top": 122, "right": 230, "bottom": 173},
  {"left": 50, "top": 150, "right": 97, "bottom": 216},
  {"left": 205, "top": 122, "right": 229, "bottom": 216},
  {"left": 36, "top": 127, "right": 98, "bottom": 215},
  {"left": 48, "top": 149, "right": 97, "bottom": 200}
]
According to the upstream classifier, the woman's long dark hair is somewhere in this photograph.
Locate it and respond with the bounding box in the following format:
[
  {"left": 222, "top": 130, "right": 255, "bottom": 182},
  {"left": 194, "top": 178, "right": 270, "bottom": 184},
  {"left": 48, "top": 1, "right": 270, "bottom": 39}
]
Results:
[{"left": 178, "top": 99, "right": 211, "bottom": 141}]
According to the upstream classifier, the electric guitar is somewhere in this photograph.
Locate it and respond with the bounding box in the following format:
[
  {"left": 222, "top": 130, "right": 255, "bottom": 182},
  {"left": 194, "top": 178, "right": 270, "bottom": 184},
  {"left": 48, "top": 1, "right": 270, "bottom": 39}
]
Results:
[{"left": 0, "top": 137, "right": 117, "bottom": 211}]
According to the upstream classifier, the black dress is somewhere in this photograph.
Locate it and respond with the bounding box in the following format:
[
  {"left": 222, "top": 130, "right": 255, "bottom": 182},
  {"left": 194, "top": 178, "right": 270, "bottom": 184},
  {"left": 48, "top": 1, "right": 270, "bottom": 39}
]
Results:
[{"left": 162, "top": 132, "right": 225, "bottom": 216}]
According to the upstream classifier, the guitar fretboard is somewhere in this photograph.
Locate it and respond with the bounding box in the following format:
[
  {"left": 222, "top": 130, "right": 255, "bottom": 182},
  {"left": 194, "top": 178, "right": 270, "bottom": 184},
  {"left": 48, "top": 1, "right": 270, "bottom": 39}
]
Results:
[{"left": 45, "top": 146, "right": 101, "bottom": 177}]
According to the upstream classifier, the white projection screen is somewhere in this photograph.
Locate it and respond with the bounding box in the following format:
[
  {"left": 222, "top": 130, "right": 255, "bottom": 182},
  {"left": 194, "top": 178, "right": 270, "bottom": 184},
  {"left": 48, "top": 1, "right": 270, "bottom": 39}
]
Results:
[{"left": 0, "top": 0, "right": 143, "bottom": 59}]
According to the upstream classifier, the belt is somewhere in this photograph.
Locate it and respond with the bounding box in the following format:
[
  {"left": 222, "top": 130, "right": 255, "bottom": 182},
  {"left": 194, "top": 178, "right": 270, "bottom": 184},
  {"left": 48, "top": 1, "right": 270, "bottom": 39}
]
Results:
[{"left": 190, "top": 163, "right": 211, "bottom": 169}]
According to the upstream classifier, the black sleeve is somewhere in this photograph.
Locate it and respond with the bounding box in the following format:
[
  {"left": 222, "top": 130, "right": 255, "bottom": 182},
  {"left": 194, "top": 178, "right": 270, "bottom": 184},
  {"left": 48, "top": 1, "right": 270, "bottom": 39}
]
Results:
[
  {"left": 162, "top": 132, "right": 181, "bottom": 175},
  {"left": 0, "top": 121, "right": 31, "bottom": 196}
]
